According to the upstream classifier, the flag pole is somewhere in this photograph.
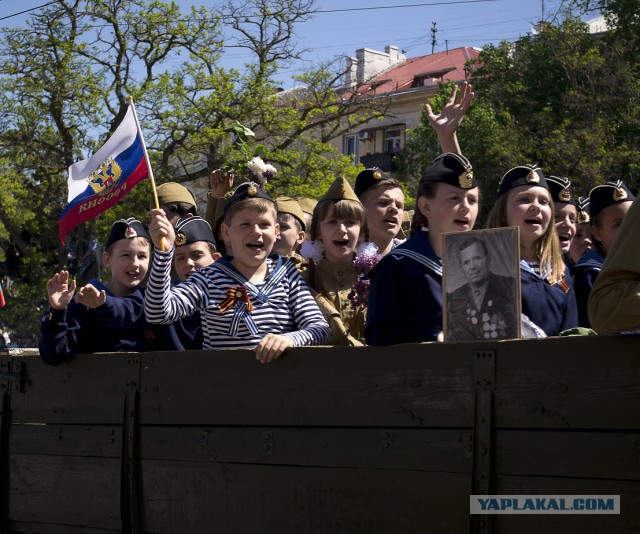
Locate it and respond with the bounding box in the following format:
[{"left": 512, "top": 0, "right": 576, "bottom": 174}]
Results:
[{"left": 128, "top": 96, "right": 165, "bottom": 250}]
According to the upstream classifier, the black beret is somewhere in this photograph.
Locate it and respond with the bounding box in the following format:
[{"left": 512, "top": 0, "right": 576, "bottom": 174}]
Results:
[
  {"left": 546, "top": 175, "right": 575, "bottom": 205},
  {"left": 576, "top": 196, "right": 590, "bottom": 224},
  {"left": 224, "top": 182, "right": 275, "bottom": 213},
  {"left": 174, "top": 216, "right": 216, "bottom": 249},
  {"left": 105, "top": 217, "right": 149, "bottom": 250},
  {"left": 420, "top": 153, "right": 476, "bottom": 189},
  {"left": 588, "top": 180, "right": 635, "bottom": 221},
  {"left": 497, "top": 164, "right": 549, "bottom": 199},
  {"left": 354, "top": 167, "right": 390, "bottom": 197}
]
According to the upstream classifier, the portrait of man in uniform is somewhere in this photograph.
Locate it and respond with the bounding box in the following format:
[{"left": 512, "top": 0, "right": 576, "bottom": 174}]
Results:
[{"left": 443, "top": 228, "right": 520, "bottom": 341}]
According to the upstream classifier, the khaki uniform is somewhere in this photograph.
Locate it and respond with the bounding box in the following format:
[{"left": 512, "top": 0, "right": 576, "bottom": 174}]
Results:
[
  {"left": 303, "top": 260, "right": 366, "bottom": 346},
  {"left": 588, "top": 197, "right": 640, "bottom": 333}
]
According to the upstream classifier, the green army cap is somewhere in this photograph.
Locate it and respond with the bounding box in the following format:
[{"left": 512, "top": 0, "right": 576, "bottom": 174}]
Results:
[
  {"left": 318, "top": 177, "right": 361, "bottom": 205},
  {"left": 297, "top": 196, "right": 318, "bottom": 216},
  {"left": 155, "top": 182, "right": 197, "bottom": 207},
  {"left": 275, "top": 197, "right": 306, "bottom": 231}
]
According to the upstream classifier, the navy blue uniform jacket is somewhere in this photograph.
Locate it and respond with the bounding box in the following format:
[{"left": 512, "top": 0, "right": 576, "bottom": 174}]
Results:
[
  {"left": 520, "top": 261, "right": 578, "bottom": 336},
  {"left": 365, "top": 230, "right": 443, "bottom": 345},
  {"left": 39, "top": 279, "right": 184, "bottom": 366},
  {"left": 572, "top": 250, "right": 604, "bottom": 328}
]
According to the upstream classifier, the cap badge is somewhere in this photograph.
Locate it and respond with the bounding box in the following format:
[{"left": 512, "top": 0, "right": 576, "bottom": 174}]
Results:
[
  {"left": 559, "top": 188, "right": 571, "bottom": 202},
  {"left": 577, "top": 211, "right": 590, "bottom": 224},
  {"left": 124, "top": 227, "right": 137, "bottom": 239},
  {"left": 459, "top": 170, "right": 474, "bottom": 189},
  {"left": 247, "top": 184, "right": 257, "bottom": 196},
  {"left": 373, "top": 170, "right": 382, "bottom": 180},
  {"left": 613, "top": 187, "right": 628, "bottom": 201},
  {"left": 175, "top": 233, "right": 187, "bottom": 246},
  {"left": 526, "top": 169, "right": 540, "bottom": 184}
]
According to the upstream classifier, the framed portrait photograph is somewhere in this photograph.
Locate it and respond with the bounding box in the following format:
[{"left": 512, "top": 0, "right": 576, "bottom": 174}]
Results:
[{"left": 442, "top": 227, "right": 521, "bottom": 342}]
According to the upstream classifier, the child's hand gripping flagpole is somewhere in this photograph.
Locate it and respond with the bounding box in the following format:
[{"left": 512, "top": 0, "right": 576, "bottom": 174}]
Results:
[{"left": 128, "top": 97, "right": 166, "bottom": 251}]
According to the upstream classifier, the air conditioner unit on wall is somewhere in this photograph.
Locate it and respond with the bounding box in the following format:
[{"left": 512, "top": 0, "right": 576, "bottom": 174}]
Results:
[{"left": 358, "top": 131, "right": 370, "bottom": 140}]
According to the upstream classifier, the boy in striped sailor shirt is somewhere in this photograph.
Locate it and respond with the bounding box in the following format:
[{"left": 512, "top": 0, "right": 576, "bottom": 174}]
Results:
[{"left": 145, "top": 182, "right": 331, "bottom": 362}]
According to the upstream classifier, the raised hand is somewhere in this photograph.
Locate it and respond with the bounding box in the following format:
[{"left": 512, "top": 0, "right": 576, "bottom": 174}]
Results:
[
  {"left": 425, "top": 81, "right": 474, "bottom": 154},
  {"left": 47, "top": 270, "right": 77, "bottom": 310},
  {"left": 210, "top": 168, "right": 234, "bottom": 198},
  {"left": 148, "top": 208, "right": 176, "bottom": 250},
  {"left": 75, "top": 284, "right": 106, "bottom": 309}
]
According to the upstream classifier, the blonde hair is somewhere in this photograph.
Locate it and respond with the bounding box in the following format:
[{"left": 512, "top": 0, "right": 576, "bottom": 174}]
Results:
[
  {"left": 105, "top": 236, "right": 150, "bottom": 256},
  {"left": 485, "top": 191, "right": 566, "bottom": 284},
  {"left": 223, "top": 198, "right": 277, "bottom": 226}
]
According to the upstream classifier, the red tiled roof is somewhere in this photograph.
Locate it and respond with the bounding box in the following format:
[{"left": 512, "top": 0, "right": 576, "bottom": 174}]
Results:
[{"left": 360, "top": 46, "right": 479, "bottom": 95}]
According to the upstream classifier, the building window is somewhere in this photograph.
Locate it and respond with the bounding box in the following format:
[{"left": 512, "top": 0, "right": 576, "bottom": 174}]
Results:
[
  {"left": 385, "top": 129, "right": 402, "bottom": 154},
  {"left": 343, "top": 135, "right": 359, "bottom": 164}
]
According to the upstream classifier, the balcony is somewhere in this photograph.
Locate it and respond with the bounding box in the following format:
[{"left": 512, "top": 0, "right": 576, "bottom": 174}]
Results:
[{"left": 359, "top": 152, "right": 399, "bottom": 172}]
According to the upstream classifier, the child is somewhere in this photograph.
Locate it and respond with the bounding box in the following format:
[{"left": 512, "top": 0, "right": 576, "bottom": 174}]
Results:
[
  {"left": 204, "top": 168, "right": 235, "bottom": 255},
  {"left": 569, "top": 197, "right": 593, "bottom": 267},
  {"left": 573, "top": 180, "right": 635, "bottom": 327},
  {"left": 354, "top": 167, "right": 405, "bottom": 255},
  {"left": 144, "top": 182, "right": 331, "bottom": 363},
  {"left": 365, "top": 153, "right": 479, "bottom": 345},
  {"left": 39, "top": 217, "right": 183, "bottom": 365},
  {"left": 301, "top": 177, "right": 367, "bottom": 346},
  {"left": 155, "top": 182, "right": 198, "bottom": 225},
  {"left": 485, "top": 165, "right": 578, "bottom": 336},
  {"left": 546, "top": 175, "right": 577, "bottom": 260},
  {"left": 297, "top": 197, "right": 318, "bottom": 241},
  {"left": 588, "top": 195, "right": 640, "bottom": 333},
  {"left": 273, "top": 197, "right": 306, "bottom": 270},
  {"left": 172, "top": 216, "right": 221, "bottom": 349}
]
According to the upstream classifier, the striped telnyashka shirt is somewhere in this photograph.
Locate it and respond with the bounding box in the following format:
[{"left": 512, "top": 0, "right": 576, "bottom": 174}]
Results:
[{"left": 144, "top": 249, "right": 331, "bottom": 350}]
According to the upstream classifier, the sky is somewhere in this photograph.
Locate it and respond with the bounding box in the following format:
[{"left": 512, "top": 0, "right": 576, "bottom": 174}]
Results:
[{"left": 0, "top": 0, "right": 576, "bottom": 88}]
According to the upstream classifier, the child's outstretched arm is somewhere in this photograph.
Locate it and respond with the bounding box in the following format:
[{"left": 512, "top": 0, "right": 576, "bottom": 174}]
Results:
[
  {"left": 145, "top": 209, "right": 209, "bottom": 325},
  {"left": 40, "top": 271, "right": 82, "bottom": 365},
  {"left": 425, "top": 81, "right": 474, "bottom": 154}
]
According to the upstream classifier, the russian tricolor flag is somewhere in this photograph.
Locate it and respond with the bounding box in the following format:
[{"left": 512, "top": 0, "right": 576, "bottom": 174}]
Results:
[
  {"left": 59, "top": 104, "right": 150, "bottom": 244},
  {"left": 0, "top": 281, "right": 5, "bottom": 308}
]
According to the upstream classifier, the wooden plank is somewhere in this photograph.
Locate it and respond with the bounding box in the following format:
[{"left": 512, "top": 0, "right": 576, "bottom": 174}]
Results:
[
  {"left": 9, "top": 353, "right": 138, "bottom": 425},
  {"left": 4, "top": 522, "right": 119, "bottom": 533},
  {"left": 138, "top": 426, "right": 473, "bottom": 472},
  {"left": 7, "top": 455, "right": 121, "bottom": 530},
  {"left": 496, "top": 430, "right": 640, "bottom": 481},
  {"left": 493, "top": 475, "right": 640, "bottom": 533},
  {"left": 493, "top": 335, "right": 640, "bottom": 429},
  {"left": 139, "top": 461, "right": 471, "bottom": 533},
  {"left": 9, "top": 424, "right": 121, "bottom": 458},
  {"left": 138, "top": 344, "right": 477, "bottom": 427}
]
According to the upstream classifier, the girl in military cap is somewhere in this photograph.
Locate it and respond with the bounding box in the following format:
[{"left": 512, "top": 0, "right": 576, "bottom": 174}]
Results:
[
  {"left": 301, "top": 177, "right": 367, "bottom": 346},
  {"left": 573, "top": 180, "right": 635, "bottom": 327},
  {"left": 485, "top": 165, "right": 578, "bottom": 336},
  {"left": 569, "top": 197, "right": 593, "bottom": 267},
  {"left": 546, "top": 175, "right": 577, "bottom": 260},
  {"left": 365, "top": 152, "right": 479, "bottom": 345},
  {"left": 40, "top": 217, "right": 184, "bottom": 365}
]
